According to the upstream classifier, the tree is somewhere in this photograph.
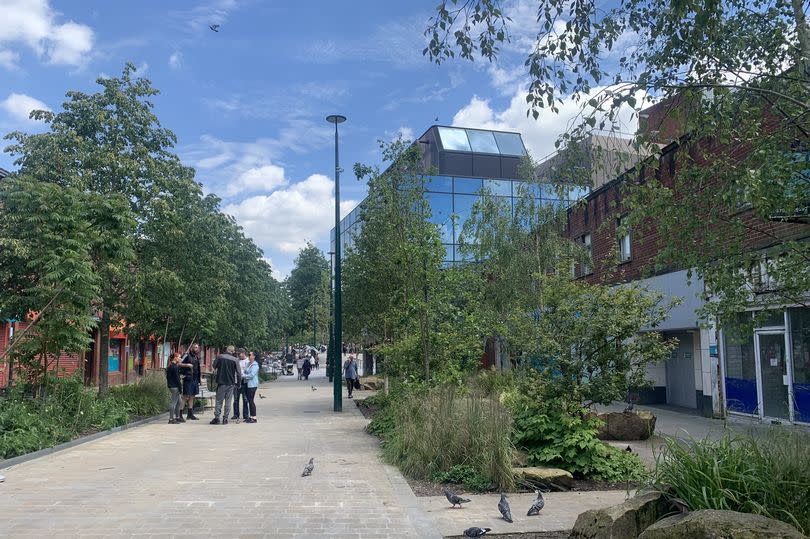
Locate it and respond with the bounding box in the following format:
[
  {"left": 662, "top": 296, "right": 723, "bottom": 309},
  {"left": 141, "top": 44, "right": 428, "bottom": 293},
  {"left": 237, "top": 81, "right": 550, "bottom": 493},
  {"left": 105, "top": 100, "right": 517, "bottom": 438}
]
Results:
[
  {"left": 425, "top": 0, "right": 810, "bottom": 324},
  {"left": 5, "top": 64, "right": 203, "bottom": 395},
  {"left": 0, "top": 179, "right": 104, "bottom": 391},
  {"left": 286, "top": 243, "right": 329, "bottom": 344},
  {"left": 344, "top": 140, "right": 461, "bottom": 383}
]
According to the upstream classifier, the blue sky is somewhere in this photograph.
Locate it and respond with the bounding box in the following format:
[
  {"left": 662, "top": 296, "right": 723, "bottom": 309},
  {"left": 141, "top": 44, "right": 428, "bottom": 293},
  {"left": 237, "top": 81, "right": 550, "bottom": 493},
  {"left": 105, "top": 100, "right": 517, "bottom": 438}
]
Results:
[{"left": 0, "top": 0, "right": 635, "bottom": 277}]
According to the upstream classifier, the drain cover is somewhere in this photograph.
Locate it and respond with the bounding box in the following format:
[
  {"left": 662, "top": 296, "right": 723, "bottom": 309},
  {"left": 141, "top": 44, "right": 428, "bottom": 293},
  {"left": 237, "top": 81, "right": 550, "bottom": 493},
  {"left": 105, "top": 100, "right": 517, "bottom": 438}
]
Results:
[{"left": 303, "top": 410, "right": 321, "bottom": 414}]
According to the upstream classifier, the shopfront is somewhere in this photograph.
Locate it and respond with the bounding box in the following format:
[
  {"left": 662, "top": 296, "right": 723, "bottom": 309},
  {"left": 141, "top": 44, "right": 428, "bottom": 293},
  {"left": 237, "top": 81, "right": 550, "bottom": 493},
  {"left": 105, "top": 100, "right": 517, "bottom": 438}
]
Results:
[{"left": 721, "top": 307, "right": 810, "bottom": 424}]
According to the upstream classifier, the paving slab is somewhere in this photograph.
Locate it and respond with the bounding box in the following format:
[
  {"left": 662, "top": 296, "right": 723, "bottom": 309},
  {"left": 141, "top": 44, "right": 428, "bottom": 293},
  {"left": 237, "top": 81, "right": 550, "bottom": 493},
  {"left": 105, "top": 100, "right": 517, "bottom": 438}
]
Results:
[
  {"left": 420, "top": 490, "right": 633, "bottom": 537},
  {"left": 0, "top": 357, "right": 440, "bottom": 539}
]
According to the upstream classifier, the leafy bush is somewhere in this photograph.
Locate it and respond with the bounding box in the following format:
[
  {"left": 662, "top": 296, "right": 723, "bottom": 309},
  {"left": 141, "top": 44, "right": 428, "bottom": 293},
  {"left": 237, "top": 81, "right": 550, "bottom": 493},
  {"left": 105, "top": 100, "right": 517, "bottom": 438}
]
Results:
[
  {"left": 432, "top": 464, "right": 493, "bottom": 492},
  {"left": 503, "top": 369, "right": 647, "bottom": 482},
  {"left": 382, "top": 386, "right": 514, "bottom": 491},
  {"left": 259, "top": 370, "right": 275, "bottom": 383},
  {"left": 0, "top": 373, "right": 168, "bottom": 459},
  {"left": 651, "top": 431, "right": 810, "bottom": 535}
]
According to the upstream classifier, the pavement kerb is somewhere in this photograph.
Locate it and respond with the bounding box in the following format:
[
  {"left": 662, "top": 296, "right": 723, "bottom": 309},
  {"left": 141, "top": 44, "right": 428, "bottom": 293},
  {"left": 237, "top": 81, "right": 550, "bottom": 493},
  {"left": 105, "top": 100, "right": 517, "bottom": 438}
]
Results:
[{"left": 0, "top": 413, "right": 164, "bottom": 471}]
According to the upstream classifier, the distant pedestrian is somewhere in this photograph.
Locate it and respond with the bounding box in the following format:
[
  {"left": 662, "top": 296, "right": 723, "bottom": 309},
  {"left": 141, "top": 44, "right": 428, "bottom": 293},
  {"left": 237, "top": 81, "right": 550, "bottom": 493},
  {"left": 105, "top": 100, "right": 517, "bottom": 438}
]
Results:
[
  {"left": 242, "top": 351, "right": 259, "bottom": 423},
  {"left": 302, "top": 355, "right": 312, "bottom": 380},
  {"left": 180, "top": 343, "right": 202, "bottom": 421},
  {"left": 314, "top": 353, "right": 320, "bottom": 370},
  {"left": 296, "top": 355, "right": 305, "bottom": 380},
  {"left": 343, "top": 355, "right": 358, "bottom": 399},
  {"left": 211, "top": 345, "right": 242, "bottom": 425},
  {"left": 166, "top": 352, "right": 184, "bottom": 424}
]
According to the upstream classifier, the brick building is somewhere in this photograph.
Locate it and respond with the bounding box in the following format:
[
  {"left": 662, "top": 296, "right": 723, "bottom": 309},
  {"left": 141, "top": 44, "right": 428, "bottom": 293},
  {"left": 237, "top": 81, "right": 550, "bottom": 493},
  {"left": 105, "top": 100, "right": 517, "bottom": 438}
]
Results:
[{"left": 560, "top": 99, "right": 810, "bottom": 423}]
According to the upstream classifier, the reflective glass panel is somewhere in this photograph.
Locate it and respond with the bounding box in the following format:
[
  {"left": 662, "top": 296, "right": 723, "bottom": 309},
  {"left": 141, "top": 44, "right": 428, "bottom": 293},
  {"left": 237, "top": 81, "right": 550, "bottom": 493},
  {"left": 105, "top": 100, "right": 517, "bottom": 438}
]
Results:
[
  {"left": 454, "top": 177, "right": 483, "bottom": 194},
  {"left": 425, "top": 192, "right": 454, "bottom": 243},
  {"left": 438, "top": 127, "right": 471, "bottom": 151},
  {"left": 453, "top": 194, "right": 479, "bottom": 241},
  {"left": 442, "top": 243, "right": 454, "bottom": 263},
  {"left": 426, "top": 175, "right": 453, "bottom": 193},
  {"left": 483, "top": 179, "right": 512, "bottom": 196},
  {"left": 494, "top": 132, "right": 526, "bottom": 155},
  {"left": 513, "top": 181, "right": 543, "bottom": 199},
  {"left": 723, "top": 313, "right": 758, "bottom": 415},
  {"left": 466, "top": 130, "right": 500, "bottom": 153},
  {"left": 566, "top": 185, "right": 590, "bottom": 201},
  {"left": 789, "top": 307, "right": 810, "bottom": 422}
]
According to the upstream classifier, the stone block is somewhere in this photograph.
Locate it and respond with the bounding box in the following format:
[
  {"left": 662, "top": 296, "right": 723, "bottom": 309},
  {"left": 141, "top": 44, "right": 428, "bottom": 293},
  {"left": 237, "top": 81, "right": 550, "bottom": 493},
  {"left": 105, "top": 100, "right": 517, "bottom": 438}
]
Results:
[
  {"left": 597, "top": 411, "right": 657, "bottom": 441},
  {"left": 638, "top": 509, "right": 806, "bottom": 539},
  {"left": 569, "top": 491, "right": 668, "bottom": 539},
  {"left": 513, "top": 466, "right": 573, "bottom": 491}
]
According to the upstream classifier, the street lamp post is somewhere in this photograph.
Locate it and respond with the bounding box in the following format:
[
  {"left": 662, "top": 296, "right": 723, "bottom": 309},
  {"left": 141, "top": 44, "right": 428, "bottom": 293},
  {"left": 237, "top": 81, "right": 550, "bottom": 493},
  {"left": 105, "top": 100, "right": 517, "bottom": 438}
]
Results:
[
  {"left": 326, "top": 114, "right": 346, "bottom": 413},
  {"left": 327, "top": 250, "right": 334, "bottom": 383}
]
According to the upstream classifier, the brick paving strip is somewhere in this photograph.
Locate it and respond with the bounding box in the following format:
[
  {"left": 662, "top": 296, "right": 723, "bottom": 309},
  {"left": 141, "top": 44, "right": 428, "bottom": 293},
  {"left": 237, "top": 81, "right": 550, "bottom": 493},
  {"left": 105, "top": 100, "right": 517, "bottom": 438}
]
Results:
[{"left": 0, "top": 358, "right": 631, "bottom": 538}]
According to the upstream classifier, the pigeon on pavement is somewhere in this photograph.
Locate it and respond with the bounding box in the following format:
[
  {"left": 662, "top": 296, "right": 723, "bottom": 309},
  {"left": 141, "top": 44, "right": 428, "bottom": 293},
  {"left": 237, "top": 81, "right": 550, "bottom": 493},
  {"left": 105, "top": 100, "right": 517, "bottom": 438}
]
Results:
[
  {"left": 209, "top": 24, "right": 220, "bottom": 32},
  {"left": 498, "top": 493, "right": 513, "bottom": 523},
  {"left": 301, "top": 457, "right": 314, "bottom": 477},
  {"left": 311, "top": 385, "right": 317, "bottom": 391},
  {"left": 463, "top": 527, "right": 491, "bottom": 537},
  {"left": 443, "top": 488, "right": 471, "bottom": 508},
  {"left": 259, "top": 393, "right": 266, "bottom": 399},
  {"left": 527, "top": 490, "right": 545, "bottom": 516}
]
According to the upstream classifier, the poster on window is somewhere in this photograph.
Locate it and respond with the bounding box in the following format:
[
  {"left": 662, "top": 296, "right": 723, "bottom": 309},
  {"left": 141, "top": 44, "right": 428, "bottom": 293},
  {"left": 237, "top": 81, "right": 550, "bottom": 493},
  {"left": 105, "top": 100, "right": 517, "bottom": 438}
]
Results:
[{"left": 108, "top": 340, "right": 121, "bottom": 372}]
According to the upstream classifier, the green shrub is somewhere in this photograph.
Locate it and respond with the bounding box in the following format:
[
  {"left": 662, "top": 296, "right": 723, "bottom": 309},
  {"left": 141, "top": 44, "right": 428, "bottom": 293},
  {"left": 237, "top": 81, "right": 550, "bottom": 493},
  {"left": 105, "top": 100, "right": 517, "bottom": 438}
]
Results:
[
  {"left": 432, "top": 464, "right": 493, "bottom": 492},
  {"left": 108, "top": 372, "right": 169, "bottom": 416},
  {"left": 383, "top": 386, "right": 514, "bottom": 491},
  {"left": 503, "top": 368, "right": 646, "bottom": 482},
  {"left": 364, "top": 392, "right": 397, "bottom": 438},
  {"left": 0, "top": 373, "right": 168, "bottom": 459},
  {"left": 259, "top": 370, "right": 276, "bottom": 382},
  {"left": 651, "top": 431, "right": 810, "bottom": 535}
]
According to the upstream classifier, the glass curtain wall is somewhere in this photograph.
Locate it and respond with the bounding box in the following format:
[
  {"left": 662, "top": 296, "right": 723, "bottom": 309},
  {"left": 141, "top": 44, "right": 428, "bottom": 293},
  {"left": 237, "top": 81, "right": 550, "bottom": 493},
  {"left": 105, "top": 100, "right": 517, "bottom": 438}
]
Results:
[{"left": 334, "top": 174, "right": 587, "bottom": 264}]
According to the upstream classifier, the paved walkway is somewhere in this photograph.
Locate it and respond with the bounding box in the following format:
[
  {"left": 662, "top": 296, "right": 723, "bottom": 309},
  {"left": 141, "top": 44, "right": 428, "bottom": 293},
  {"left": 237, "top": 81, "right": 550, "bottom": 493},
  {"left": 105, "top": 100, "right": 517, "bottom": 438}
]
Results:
[{"left": 0, "top": 359, "right": 439, "bottom": 539}]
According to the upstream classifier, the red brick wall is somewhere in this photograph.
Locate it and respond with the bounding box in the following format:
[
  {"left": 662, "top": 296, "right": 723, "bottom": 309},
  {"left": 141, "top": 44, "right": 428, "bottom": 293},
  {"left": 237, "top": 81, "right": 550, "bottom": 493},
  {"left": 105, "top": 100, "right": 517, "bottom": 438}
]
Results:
[{"left": 566, "top": 141, "right": 809, "bottom": 285}]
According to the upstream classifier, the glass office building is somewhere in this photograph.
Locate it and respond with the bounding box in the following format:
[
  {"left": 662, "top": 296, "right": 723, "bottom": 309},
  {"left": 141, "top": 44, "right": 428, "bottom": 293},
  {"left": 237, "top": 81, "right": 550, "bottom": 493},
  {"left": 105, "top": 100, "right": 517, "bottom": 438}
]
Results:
[{"left": 332, "top": 126, "right": 589, "bottom": 263}]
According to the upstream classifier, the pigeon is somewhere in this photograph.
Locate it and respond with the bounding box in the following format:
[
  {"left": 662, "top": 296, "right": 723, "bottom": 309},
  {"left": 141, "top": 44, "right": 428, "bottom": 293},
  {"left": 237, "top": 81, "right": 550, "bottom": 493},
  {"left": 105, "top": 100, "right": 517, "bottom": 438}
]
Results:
[
  {"left": 463, "top": 527, "right": 491, "bottom": 537},
  {"left": 527, "top": 490, "right": 545, "bottom": 516},
  {"left": 443, "top": 488, "right": 471, "bottom": 508},
  {"left": 259, "top": 393, "right": 266, "bottom": 399},
  {"left": 498, "top": 493, "right": 513, "bottom": 523},
  {"left": 625, "top": 445, "right": 633, "bottom": 452},
  {"left": 209, "top": 24, "right": 220, "bottom": 32},
  {"left": 301, "top": 457, "right": 314, "bottom": 477},
  {"left": 311, "top": 385, "right": 317, "bottom": 391}
]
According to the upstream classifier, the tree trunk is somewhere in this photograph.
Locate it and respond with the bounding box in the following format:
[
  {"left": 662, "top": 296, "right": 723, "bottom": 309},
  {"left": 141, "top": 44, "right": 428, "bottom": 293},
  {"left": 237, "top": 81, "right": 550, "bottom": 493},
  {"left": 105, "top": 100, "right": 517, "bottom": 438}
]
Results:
[
  {"left": 792, "top": 0, "right": 810, "bottom": 78},
  {"left": 98, "top": 310, "right": 110, "bottom": 398}
]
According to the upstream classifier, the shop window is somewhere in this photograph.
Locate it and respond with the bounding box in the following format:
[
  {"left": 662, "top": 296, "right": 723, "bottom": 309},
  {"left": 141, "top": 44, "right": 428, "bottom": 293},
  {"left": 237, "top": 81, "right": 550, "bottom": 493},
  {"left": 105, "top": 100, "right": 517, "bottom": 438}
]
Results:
[
  {"left": 108, "top": 339, "right": 123, "bottom": 372},
  {"left": 790, "top": 307, "right": 810, "bottom": 422},
  {"left": 723, "top": 313, "right": 757, "bottom": 414}
]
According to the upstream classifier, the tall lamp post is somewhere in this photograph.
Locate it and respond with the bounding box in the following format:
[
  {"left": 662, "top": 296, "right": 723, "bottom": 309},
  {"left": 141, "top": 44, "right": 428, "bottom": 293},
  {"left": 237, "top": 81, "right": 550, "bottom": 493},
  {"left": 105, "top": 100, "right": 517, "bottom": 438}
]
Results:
[
  {"left": 327, "top": 250, "right": 335, "bottom": 383},
  {"left": 326, "top": 114, "right": 346, "bottom": 413}
]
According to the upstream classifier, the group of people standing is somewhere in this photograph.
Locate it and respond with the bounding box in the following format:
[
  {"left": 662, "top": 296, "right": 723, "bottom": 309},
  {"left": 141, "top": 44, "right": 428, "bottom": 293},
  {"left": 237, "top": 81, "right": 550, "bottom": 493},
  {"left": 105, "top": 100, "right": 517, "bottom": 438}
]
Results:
[
  {"left": 164, "top": 344, "right": 261, "bottom": 425},
  {"left": 295, "top": 348, "right": 319, "bottom": 380}
]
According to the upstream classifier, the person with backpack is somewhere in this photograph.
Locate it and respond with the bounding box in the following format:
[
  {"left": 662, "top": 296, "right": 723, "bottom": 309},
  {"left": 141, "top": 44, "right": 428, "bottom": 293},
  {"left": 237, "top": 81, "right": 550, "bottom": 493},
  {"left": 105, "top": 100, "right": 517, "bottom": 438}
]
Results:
[{"left": 343, "top": 355, "right": 358, "bottom": 399}]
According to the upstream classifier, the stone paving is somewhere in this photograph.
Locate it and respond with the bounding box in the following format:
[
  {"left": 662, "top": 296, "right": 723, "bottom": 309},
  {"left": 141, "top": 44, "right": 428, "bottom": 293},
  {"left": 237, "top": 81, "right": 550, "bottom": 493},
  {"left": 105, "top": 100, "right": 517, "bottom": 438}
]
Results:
[
  {"left": 0, "top": 359, "right": 440, "bottom": 539},
  {"left": 0, "top": 356, "right": 639, "bottom": 538},
  {"left": 421, "top": 490, "right": 633, "bottom": 537}
]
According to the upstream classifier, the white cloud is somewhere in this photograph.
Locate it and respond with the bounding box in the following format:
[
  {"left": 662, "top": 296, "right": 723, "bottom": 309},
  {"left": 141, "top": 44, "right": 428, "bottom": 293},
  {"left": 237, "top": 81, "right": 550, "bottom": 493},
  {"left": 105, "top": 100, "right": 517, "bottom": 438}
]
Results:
[
  {"left": 0, "top": 0, "right": 94, "bottom": 67},
  {"left": 452, "top": 86, "right": 645, "bottom": 161},
  {"left": 1, "top": 92, "right": 50, "bottom": 123},
  {"left": 168, "top": 51, "right": 182, "bottom": 70},
  {"left": 224, "top": 174, "right": 357, "bottom": 255},
  {"left": 0, "top": 49, "right": 19, "bottom": 69},
  {"left": 226, "top": 164, "right": 288, "bottom": 196},
  {"left": 134, "top": 61, "right": 149, "bottom": 76}
]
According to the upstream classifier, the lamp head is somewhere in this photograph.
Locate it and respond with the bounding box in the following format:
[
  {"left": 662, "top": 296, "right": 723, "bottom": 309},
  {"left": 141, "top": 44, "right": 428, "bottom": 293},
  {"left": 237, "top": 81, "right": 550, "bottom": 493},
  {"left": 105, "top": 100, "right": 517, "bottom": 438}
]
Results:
[{"left": 326, "top": 114, "right": 346, "bottom": 124}]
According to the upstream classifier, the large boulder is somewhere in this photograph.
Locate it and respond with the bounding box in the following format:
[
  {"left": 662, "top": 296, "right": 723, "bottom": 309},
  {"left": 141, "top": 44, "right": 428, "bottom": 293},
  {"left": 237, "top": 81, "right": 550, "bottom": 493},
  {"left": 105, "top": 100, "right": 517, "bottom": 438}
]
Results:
[
  {"left": 570, "top": 491, "right": 669, "bottom": 539},
  {"left": 514, "top": 466, "right": 573, "bottom": 491},
  {"left": 359, "top": 376, "right": 384, "bottom": 391},
  {"left": 638, "top": 510, "right": 806, "bottom": 539},
  {"left": 597, "top": 411, "right": 657, "bottom": 441}
]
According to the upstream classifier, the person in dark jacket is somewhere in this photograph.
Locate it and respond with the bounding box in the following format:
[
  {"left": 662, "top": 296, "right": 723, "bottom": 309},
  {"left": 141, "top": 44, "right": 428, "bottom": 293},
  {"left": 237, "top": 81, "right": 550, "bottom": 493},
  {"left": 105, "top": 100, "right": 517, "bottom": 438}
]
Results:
[
  {"left": 180, "top": 343, "right": 202, "bottom": 420},
  {"left": 166, "top": 352, "right": 184, "bottom": 424},
  {"left": 210, "top": 345, "right": 242, "bottom": 424},
  {"left": 302, "top": 355, "right": 312, "bottom": 380}
]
